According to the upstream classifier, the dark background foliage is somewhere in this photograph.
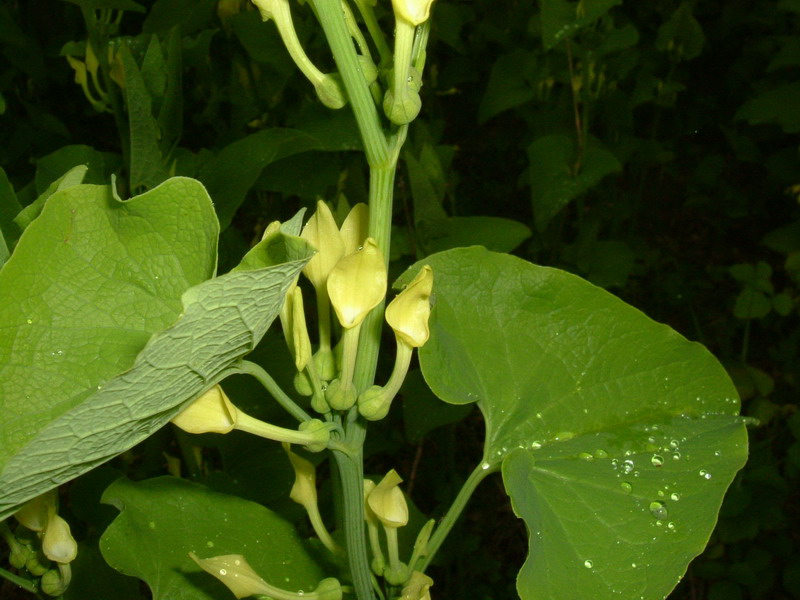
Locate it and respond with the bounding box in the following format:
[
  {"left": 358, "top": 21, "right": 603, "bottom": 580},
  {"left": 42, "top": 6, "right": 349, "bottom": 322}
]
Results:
[{"left": 1, "top": 0, "right": 799, "bottom": 598}]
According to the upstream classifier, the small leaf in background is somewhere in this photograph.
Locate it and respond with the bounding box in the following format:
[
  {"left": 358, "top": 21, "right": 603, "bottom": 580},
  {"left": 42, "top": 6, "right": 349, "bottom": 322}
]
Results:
[
  {"left": 736, "top": 82, "right": 800, "bottom": 134},
  {"left": 0, "top": 177, "right": 217, "bottom": 519},
  {"left": 100, "top": 477, "right": 325, "bottom": 600},
  {"left": 34, "top": 145, "right": 122, "bottom": 193},
  {"left": 403, "top": 247, "right": 748, "bottom": 600},
  {"left": 420, "top": 216, "right": 532, "bottom": 254},
  {"left": 478, "top": 51, "right": 536, "bottom": 123},
  {"left": 120, "top": 39, "right": 169, "bottom": 192},
  {"left": 539, "top": 0, "right": 622, "bottom": 49},
  {"left": 733, "top": 288, "right": 772, "bottom": 320},
  {"left": 656, "top": 1, "right": 705, "bottom": 61},
  {"left": 197, "top": 128, "right": 322, "bottom": 230},
  {"left": 528, "top": 134, "right": 621, "bottom": 231}
]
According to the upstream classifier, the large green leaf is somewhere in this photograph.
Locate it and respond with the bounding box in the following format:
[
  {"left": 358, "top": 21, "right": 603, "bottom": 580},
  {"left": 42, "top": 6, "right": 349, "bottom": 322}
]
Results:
[
  {"left": 100, "top": 477, "right": 325, "bottom": 600},
  {"left": 0, "top": 234, "right": 311, "bottom": 521},
  {"left": 409, "top": 247, "right": 748, "bottom": 600},
  {"left": 528, "top": 134, "right": 621, "bottom": 231},
  {"left": 0, "top": 178, "right": 216, "bottom": 517}
]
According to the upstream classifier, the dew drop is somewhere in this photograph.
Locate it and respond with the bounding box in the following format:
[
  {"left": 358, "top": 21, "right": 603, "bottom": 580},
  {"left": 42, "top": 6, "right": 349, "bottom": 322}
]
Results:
[
  {"left": 578, "top": 452, "right": 594, "bottom": 461},
  {"left": 480, "top": 462, "right": 491, "bottom": 470},
  {"left": 667, "top": 522, "right": 676, "bottom": 531},
  {"left": 594, "top": 449, "right": 609, "bottom": 459},
  {"left": 148, "top": 521, "right": 156, "bottom": 529},
  {"left": 672, "top": 452, "right": 681, "bottom": 460},
  {"left": 234, "top": 559, "right": 241, "bottom": 566},
  {"left": 531, "top": 441, "right": 542, "bottom": 450},
  {"left": 206, "top": 541, "right": 214, "bottom": 548},
  {"left": 621, "top": 482, "right": 633, "bottom": 493},
  {"left": 669, "top": 440, "right": 679, "bottom": 448},
  {"left": 219, "top": 569, "right": 227, "bottom": 576},
  {"left": 555, "top": 431, "right": 575, "bottom": 441},
  {"left": 651, "top": 454, "right": 664, "bottom": 467},
  {"left": 670, "top": 492, "right": 680, "bottom": 501},
  {"left": 584, "top": 560, "right": 593, "bottom": 569},
  {"left": 26, "top": 319, "right": 33, "bottom": 324},
  {"left": 622, "top": 459, "right": 635, "bottom": 474},
  {"left": 699, "top": 469, "right": 712, "bottom": 480},
  {"left": 649, "top": 501, "right": 669, "bottom": 520}
]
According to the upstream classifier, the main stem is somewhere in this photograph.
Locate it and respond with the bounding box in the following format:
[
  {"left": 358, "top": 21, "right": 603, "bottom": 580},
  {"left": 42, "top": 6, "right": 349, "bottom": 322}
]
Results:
[{"left": 313, "top": 3, "right": 401, "bottom": 599}]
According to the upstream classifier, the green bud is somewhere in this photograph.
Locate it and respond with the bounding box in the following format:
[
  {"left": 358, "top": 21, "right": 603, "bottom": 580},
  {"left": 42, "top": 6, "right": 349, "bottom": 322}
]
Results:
[
  {"left": 26, "top": 547, "right": 51, "bottom": 576},
  {"left": 298, "top": 419, "right": 332, "bottom": 453},
  {"left": 325, "top": 378, "right": 357, "bottom": 411},
  {"left": 313, "top": 577, "right": 343, "bottom": 600},
  {"left": 392, "top": 0, "right": 436, "bottom": 25},
  {"left": 358, "top": 55, "right": 378, "bottom": 86},
  {"left": 8, "top": 537, "right": 33, "bottom": 569},
  {"left": 294, "top": 370, "right": 314, "bottom": 397},
  {"left": 315, "top": 73, "right": 347, "bottom": 109},
  {"left": 383, "top": 87, "right": 421, "bottom": 126},
  {"left": 313, "top": 347, "right": 337, "bottom": 381},
  {"left": 43, "top": 564, "right": 72, "bottom": 597},
  {"left": 384, "top": 561, "right": 410, "bottom": 587},
  {"left": 357, "top": 385, "right": 389, "bottom": 421}
]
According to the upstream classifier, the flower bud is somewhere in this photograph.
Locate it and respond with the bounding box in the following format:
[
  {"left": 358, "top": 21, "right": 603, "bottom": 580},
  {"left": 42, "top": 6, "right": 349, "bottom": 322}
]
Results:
[
  {"left": 385, "top": 265, "right": 433, "bottom": 348},
  {"left": 314, "top": 73, "right": 347, "bottom": 110},
  {"left": 41, "top": 567, "right": 71, "bottom": 597},
  {"left": 301, "top": 201, "right": 345, "bottom": 291},
  {"left": 392, "top": 0, "right": 436, "bottom": 25},
  {"left": 42, "top": 514, "right": 77, "bottom": 564},
  {"left": 367, "top": 470, "right": 408, "bottom": 528},
  {"left": 325, "top": 378, "right": 357, "bottom": 411},
  {"left": 291, "top": 287, "right": 311, "bottom": 371},
  {"left": 327, "top": 238, "right": 387, "bottom": 328},
  {"left": 171, "top": 386, "right": 237, "bottom": 434}
]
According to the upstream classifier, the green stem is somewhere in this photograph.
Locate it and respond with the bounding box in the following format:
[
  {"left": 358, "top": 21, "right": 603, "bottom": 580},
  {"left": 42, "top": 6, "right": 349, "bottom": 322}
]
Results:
[
  {"left": 353, "top": 0, "right": 392, "bottom": 66},
  {"left": 332, "top": 446, "right": 374, "bottom": 600},
  {"left": 0, "top": 566, "right": 37, "bottom": 594},
  {"left": 315, "top": 0, "right": 388, "bottom": 167},
  {"left": 418, "top": 461, "right": 499, "bottom": 572},
  {"left": 353, "top": 164, "right": 398, "bottom": 390},
  {"left": 236, "top": 360, "right": 312, "bottom": 422}
]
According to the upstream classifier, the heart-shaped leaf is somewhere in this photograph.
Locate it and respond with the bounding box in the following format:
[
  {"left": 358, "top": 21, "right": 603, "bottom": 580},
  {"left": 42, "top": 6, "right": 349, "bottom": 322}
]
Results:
[
  {"left": 100, "top": 477, "right": 325, "bottom": 600},
  {"left": 405, "top": 247, "right": 748, "bottom": 600}
]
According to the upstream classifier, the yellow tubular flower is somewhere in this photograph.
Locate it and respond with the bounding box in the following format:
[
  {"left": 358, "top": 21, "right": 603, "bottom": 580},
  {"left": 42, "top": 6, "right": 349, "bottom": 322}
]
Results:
[
  {"left": 367, "top": 470, "right": 408, "bottom": 528},
  {"left": 284, "top": 444, "right": 339, "bottom": 553},
  {"left": 189, "top": 553, "right": 273, "bottom": 599},
  {"left": 392, "top": 0, "right": 436, "bottom": 25},
  {"left": 339, "top": 203, "right": 369, "bottom": 256},
  {"left": 291, "top": 287, "right": 312, "bottom": 371},
  {"left": 301, "top": 201, "right": 345, "bottom": 291},
  {"left": 171, "top": 385, "right": 238, "bottom": 434},
  {"left": 190, "top": 552, "right": 343, "bottom": 600},
  {"left": 14, "top": 489, "right": 57, "bottom": 532},
  {"left": 400, "top": 571, "right": 434, "bottom": 600},
  {"left": 327, "top": 238, "right": 387, "bottom": 329},
  {"left": 385, "top": 265, "right": 433, "bottom": 348},
  {"left": 42, "top": 513, "right": 77, "bottom": 564}
]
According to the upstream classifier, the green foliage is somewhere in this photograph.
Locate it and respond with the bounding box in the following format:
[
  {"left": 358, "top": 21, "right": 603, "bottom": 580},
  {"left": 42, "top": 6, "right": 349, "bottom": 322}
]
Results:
[
  {"left": 409, "top": 247, "right": 747, "bottom": 599},
  {"left": 1, "top": 0, "right": 797, "bottom": 598},
  {"left": 100, "top": 477, "right": 325, "bottom": 600}
]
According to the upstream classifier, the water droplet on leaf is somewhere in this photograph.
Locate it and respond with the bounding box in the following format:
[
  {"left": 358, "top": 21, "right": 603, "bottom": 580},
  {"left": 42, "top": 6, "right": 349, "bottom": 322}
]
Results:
[
  {"left": 649, "top": 501, "right": 669, "bottom": 520},
  {"left": 651, "top": 454, "right": 664, "bottom": 467}
]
